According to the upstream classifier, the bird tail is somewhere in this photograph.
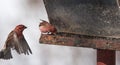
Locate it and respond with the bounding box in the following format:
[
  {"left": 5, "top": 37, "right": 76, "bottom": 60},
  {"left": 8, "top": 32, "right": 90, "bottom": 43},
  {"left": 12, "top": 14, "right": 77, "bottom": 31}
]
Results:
[{"left": 0, "top": 48, "right": 12, "bottom": 59}]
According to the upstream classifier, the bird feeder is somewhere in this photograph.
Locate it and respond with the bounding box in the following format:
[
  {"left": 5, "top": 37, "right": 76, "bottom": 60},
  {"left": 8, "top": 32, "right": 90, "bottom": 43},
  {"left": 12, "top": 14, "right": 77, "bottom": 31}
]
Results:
[{"left": 40, "top": 0, "right": 120, "bottom": 65}]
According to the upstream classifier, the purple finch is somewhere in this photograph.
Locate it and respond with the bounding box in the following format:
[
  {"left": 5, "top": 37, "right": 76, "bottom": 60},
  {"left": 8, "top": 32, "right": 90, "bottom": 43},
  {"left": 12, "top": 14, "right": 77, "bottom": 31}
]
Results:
[
  {"left": 39, "top": 19, "right": 57, "bottom": 34},
  {"left": 0, "top": 24, "right": 32, "bottom": 59}
]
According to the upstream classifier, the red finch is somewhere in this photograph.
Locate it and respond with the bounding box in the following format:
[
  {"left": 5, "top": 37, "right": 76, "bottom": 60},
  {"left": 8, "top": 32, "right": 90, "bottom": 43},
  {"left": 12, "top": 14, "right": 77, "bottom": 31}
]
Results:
[
  {"left": 39, "top": 19, "right": 57, "bottom": 34},
  {"left": 0, "top": 24, "right": 32, "bottom": 59}
]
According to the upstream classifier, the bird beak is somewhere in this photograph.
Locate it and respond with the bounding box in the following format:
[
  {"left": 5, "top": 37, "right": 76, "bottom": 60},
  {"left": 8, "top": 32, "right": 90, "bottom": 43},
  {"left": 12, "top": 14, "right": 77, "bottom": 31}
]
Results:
[
  {"left": 39, "top": 24, "right": 41, "bottom": 27},
  {"left": 24, "top": 26, "right": 27, "bottom": 29}
]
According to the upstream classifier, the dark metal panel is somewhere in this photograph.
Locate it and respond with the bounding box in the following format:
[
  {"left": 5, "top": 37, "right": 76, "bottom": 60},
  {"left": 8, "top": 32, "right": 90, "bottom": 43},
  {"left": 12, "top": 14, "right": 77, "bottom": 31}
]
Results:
[
  {"left": 40, "top": 32, "right": 120, "bottom": 51},
  {"left": 43, "top": 0, "right": 120, "bottom": 38}
]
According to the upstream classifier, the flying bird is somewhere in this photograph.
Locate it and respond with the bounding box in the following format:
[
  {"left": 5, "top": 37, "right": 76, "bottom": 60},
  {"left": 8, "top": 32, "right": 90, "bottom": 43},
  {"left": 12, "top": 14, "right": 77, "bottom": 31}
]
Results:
[
  {"left": 39, "top": 19, "right": 57, "bottom": 34},
  {"left": 0, "top": 24, "right": 32, "bottom": 59}
]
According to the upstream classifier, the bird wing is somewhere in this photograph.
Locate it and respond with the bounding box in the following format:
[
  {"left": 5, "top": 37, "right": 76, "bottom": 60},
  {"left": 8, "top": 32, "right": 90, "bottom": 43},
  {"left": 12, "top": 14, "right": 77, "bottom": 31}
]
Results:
[
  {"left": 5, "top": 31, "right": 16, "bottom": 48},
  {"left": 0, "top": 31, "right": 16, "bottom": 59},
  {"left": 5, "top": 31, "right": 32, "bottom": 55},
  {"left": 18, "top": 35, "right": 32, "bottom": 55}
]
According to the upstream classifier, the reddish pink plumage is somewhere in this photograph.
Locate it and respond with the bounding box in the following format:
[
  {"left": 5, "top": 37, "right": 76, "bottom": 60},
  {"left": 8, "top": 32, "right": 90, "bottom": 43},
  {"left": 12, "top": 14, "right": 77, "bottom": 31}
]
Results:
[
  {"left": 39, "top": 20, "right": 57, "bottom": 34},
  {"left": 0, "top": 24, "right": 32, "bottom": 59}
]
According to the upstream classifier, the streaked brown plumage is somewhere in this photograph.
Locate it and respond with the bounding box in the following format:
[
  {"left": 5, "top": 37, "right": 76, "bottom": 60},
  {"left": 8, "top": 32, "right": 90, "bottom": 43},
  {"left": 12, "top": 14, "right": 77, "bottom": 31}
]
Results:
[
  {"left": 0, "top": 24, "right": 32, "bottom": 59},
  {"left": 39, "top": 19, "right": 57, "bottom": 34}
]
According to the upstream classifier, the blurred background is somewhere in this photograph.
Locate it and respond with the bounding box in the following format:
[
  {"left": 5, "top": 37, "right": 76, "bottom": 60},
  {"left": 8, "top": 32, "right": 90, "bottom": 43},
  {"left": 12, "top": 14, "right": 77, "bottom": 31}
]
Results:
[{"left": 0, "top": 0, "right": 119, "bottom": 65}]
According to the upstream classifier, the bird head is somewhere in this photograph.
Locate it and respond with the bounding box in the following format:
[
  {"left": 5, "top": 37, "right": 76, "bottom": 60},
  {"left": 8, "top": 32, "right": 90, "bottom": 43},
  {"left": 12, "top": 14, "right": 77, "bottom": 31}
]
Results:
[{"left": 14, "top": 24, "right": 27, "bottom": 32}]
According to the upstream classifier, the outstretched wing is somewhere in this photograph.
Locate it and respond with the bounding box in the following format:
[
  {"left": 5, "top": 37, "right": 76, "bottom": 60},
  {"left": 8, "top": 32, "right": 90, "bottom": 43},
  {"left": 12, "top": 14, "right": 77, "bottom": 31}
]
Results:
[
  {"left": 5, "top": 31, "right": 32, "bottom": 55},
  {"left": 18, "top": 34, "right": 32, "bottom": 55}
]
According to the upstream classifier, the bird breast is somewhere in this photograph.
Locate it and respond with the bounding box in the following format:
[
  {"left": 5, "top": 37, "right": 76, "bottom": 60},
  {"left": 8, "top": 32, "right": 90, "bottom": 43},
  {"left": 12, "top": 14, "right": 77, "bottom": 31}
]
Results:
[{"left": 39, "top": 26, "right": 50, "bottom": 33}]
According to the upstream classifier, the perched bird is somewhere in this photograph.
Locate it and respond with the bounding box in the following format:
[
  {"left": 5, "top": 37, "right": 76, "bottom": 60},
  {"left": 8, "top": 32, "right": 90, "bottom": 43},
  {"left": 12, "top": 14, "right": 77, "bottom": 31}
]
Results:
[
  {"left": 39, "top": 19, "right": 57, "bottom": 34},
  {"left": 0, "top": 24, "right": 32, "bottom": 59}
]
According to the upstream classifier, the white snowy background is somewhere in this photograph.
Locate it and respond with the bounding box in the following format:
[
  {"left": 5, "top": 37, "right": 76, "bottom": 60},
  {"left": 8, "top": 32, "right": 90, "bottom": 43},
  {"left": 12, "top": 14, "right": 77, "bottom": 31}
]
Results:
[{"left": 0, "top": 0, "right": 119, "bottom": 65}]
